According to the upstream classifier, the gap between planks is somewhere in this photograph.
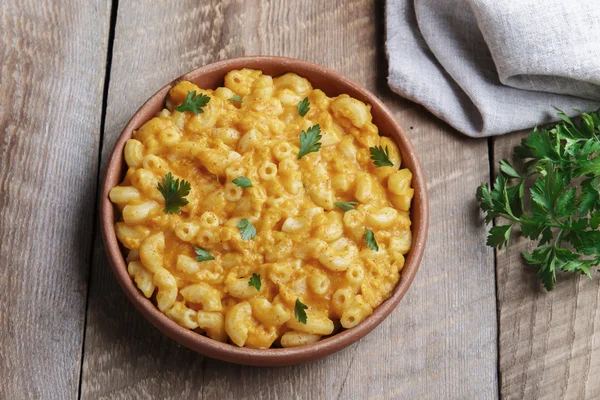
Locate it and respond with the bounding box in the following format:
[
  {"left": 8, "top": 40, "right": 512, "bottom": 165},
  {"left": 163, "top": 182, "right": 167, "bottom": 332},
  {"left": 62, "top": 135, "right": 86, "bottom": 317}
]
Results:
[
  {"left": 487, "top": 135, "right": 502, "bottom": 400},
  {"left": 76, "top": 1, "right": 120, "bottom": 399}
]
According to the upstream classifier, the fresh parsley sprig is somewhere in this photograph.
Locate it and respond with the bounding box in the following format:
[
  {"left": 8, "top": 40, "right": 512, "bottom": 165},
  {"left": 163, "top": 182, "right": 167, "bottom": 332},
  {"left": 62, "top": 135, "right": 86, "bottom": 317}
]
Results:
[
  {"left": 175, "top": 90, "right": 210, "bottom": 114},
  {"left": 365, "top": 228, "right": 379, "bottom": 251},
  {"left": 237, "top": 218, "right": 256, "bottom": 240},
  {"left": 157, "top": 172, "right": 191, "bottom": 214},
  {"left": 369, "top": 145, "right": 394, "bottom": 167},
  {"left": 248, "top": 273, "right": 261, "bottom": 291},
  {"left": 334, "top": 201, "right": 358, "bottom": 212},
  {"left": 294, "top": 299, "right": 308, "bottom": 324},
  {"left": 195, "top": 247, "right": 215, "bottom": 262},
  {"left": 298, "top": 97, "right": 310, "bottom": 117},
  {"left": 298, "top": 124, "right": 322, "bottom": 159},
  {"left": 232, "top": 176, "right": 253, "bottom": 188},
  {"left": 477, "top": 109, "right": 600, "bottom": 290}
]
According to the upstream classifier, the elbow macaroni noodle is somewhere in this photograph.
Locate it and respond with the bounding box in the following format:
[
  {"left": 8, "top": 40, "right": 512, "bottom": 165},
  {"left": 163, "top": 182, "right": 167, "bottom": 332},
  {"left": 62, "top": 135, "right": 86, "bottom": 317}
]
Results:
[{"left": 110, "top": 69, "right": 414, "bottom": 348}]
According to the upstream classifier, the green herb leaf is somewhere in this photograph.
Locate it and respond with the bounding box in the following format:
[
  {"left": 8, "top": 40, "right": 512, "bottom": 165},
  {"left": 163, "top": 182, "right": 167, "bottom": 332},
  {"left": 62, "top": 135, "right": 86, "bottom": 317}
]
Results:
[
  {"left": 514, "top": 127, "right": 560, "bottom": 162},
  {"left": 294, "top": 298, "right": 308, "bottom": 324},
  {"left": 298, "top": 124, "right": 322, "bottom": 159},
  {"left": 486, "top": 225, "right": 513, "bottom": 249},
  {"left": 576, "top": 156, "right": 600, "bottom": 176},
  {"left": 232, "top": 176, "right": 253, "bottom": 188},
  {"left": 195, "top": 247, "right": 215, "bottom": 262},
  {"left": 333, "top": 201, "right": 359, "bottom": 212},
  {"left": 556, "top": 187, "right": 577, "bottom": 217},
  {"left": 174, "top": 90, "right": 211, "bottom": 114},
  {"left": 297, "top": 97, "right": 310, "bottom": 117},
  {"left": 237, "top": 218, "right": 256, "bottom": 240},
  {"left": 591, "top": 211, "right": 600, "bottom": 229},
  {"left": 580, "top": 178, "right": 600, "bottom": 215},
  {"left": 157, "top": 172, "right": 191, "bottom": 214},
  {"left": 230, "top": 94, "right": 242, "bottom": 103},
  {"left": 499, "top": 159, "right": 521, "bottom": 179},
  {"left": 520, "top": 215, "right": 549, "bottom": 240},
  {"left": 365, "top": 228, "right": 379, "bottom": 251},
  {"left": 477, "top": 109, "right": 600, "bottom": 290},
  {"left": 529, "top": 162, "right": 564, "bottom": 216},
  {"left": 248, "top": 273, "right": 261, "bottom": 291},
  {"left": 476, "top": 174, "right": 517, "bottom": 224},
  {"left": 369, "top": 145, "right": 394, "bottom": 167}
]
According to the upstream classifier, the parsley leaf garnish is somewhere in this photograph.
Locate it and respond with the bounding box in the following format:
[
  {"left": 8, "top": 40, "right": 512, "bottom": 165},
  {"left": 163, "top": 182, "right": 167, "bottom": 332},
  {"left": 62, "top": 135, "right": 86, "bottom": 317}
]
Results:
[
  {"left": 369, "top": 145, "right": 394, "bottom": 167},
  {"left": 298, "top": 124, "right": 322, "bottom": 159},
  {"left": 232, "top": 176, "right": 253, "bottom": 188},
  {"left": 195, "top": 247, "right": 215, "bottom": 262},
  {"left": 365, "top": 228, "right": 379, "bottom": 251},
  {"left": 237, "top": 218, "right": 256, "bottom": 240},
  {"left": 248, "top": 273, "right": 261, "bottom": 291},
  {"left": 297, "top": 97, "right": 310, "bottom": 117},
  {"left": 157, "top": 172, "right": 190, "bottom": 214},
  {"left": 477, "top": 109, "right": 600, "bottom": 290},
  {"left": 294, "top": 299, "right": 308, "bottom": 324},
  {"left": 230, "top": 94, "right": 242, "bottom": 103},
  {"left": 334, "top": 201, "right": 359, "bottom": 212},
  {"left": 174, "top": 90, "right": 210, "bottom": 114}
]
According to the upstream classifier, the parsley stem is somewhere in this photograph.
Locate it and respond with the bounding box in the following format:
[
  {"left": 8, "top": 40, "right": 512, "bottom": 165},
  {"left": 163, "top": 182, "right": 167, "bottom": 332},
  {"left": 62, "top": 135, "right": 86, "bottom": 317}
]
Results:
[{"left": 555, "top": 228, "right": 565, "bottom": 247}]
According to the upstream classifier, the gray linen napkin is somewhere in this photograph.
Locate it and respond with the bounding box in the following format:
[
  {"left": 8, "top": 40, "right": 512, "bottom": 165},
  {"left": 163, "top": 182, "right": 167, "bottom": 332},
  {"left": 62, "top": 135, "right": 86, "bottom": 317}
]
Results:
[{"left": 386, "top": 0, "right": 600, "bottom": 137}]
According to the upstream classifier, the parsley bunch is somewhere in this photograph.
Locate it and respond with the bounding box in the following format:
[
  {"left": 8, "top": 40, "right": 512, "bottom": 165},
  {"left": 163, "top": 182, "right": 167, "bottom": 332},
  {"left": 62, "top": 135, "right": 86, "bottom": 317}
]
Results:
[{"left": 477, "top": 109, "right": 600, "bottom": 290}]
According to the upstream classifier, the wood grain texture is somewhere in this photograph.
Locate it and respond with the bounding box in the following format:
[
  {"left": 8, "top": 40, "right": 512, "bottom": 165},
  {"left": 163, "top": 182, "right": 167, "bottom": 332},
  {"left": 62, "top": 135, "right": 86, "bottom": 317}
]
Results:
[
  {"left": 0, "top": 0, "right": 110, "bottom": 398},
  {"left": 81, "top": 1, "right": 498, "bottom": 398},
  {"left": 494, "top": 132, "right": 600, "bottom": 400}
]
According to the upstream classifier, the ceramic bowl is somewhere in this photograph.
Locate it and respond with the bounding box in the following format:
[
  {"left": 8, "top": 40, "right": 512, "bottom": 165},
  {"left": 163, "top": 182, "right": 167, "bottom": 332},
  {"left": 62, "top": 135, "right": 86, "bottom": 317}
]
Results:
[{"left": 101, "top": 56, "right": 429, "bottom": 366}]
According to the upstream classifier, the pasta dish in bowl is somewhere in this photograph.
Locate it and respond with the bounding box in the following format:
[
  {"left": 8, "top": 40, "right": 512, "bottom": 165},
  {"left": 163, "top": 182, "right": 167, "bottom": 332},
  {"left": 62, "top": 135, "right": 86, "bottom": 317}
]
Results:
[{"left": 101, "top": 57, "right": 428, "bottom": 365}]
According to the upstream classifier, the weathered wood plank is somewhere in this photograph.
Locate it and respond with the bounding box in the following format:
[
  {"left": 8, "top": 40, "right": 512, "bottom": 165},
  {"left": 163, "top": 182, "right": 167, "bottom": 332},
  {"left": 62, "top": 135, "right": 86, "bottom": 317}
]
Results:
[
  {"left": 81, "top": 1, "right": 497, "bottom": 398},
  {"left": 494, "top": 132, "right": 600, "bottom": 400},
  {"left": 0, "top": 1, "right": 110, "bottom": 398}
]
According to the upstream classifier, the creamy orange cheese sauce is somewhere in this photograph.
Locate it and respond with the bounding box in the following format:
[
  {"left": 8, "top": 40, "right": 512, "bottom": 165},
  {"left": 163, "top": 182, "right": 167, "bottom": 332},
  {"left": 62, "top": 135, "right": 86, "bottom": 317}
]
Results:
[{"left": 109, "top": 69, "right": 414, "bottom": 348}]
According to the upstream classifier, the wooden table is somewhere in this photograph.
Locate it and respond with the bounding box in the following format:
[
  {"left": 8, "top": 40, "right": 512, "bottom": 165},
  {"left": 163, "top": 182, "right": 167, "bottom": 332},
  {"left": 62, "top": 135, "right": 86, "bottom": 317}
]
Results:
[{"left": 2, "top": 1, "right": 599, "bottom": 399}]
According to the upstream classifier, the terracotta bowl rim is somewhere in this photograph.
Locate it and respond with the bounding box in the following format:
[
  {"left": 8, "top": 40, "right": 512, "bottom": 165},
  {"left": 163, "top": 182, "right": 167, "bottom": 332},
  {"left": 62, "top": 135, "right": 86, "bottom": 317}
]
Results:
[{"left": 101, "top": 55, "right": 429, "bottom": 366}]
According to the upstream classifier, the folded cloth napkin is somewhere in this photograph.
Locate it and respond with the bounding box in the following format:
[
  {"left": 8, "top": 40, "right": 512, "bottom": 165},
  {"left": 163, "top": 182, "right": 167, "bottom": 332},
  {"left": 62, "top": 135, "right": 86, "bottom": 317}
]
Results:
[{"left": 386, "top": 0, "right": 600, "bottom": 137}]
